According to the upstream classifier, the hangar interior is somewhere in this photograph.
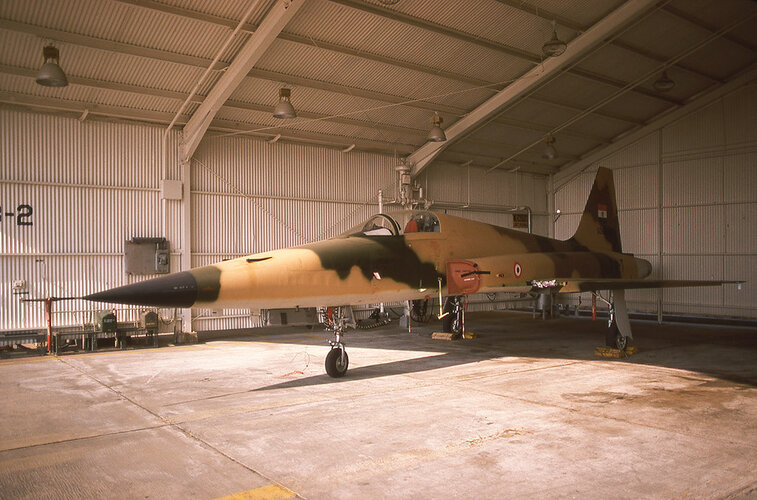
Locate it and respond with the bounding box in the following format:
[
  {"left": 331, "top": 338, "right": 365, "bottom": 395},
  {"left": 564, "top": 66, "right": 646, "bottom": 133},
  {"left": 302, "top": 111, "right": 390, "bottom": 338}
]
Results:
[
  {"left": 2, "top": 2, "right": 757, "bottom": 499},
  {"left": 1, "top": 0, "right": 756, "bottom": 334}
]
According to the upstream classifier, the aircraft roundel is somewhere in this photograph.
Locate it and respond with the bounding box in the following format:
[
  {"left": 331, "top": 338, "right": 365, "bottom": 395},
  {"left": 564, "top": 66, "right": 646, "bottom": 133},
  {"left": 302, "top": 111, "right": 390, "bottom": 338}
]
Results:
[{"left": 514, "top": 262, "right": 522, "bottom": 278}]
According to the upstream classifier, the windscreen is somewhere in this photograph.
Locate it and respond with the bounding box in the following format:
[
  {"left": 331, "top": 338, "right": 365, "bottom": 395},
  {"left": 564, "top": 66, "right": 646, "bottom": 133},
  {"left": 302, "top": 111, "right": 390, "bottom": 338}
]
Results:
[{"left": 342, "top": 213, "right": 400, "bottom": 237}]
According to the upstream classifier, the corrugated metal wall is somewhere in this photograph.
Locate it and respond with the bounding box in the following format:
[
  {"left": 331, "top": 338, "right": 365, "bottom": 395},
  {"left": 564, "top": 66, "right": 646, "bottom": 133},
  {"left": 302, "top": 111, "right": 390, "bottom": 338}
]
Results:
[
  {"left": 2, "top": 108, "right": 545, "bottom": 332},
  {"left": 554, "top": 84, "right": 756, "bottom": 318},
  {"left": 0, "top": 108, "right": 184, "bottom": 331}
]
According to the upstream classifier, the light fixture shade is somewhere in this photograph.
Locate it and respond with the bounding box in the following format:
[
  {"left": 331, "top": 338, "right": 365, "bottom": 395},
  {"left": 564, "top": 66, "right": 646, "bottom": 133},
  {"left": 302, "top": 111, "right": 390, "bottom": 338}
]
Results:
[
  {"left": 273, "top": 87, "right": 296, "bottom": 119},
  {"left": 653, "top": 71, "right": 675, "bottom": 92},
  {"left": 36, "top": 45, "right": 68, "bottom": 87},
  {"left": 427, "top": 112, "right": 446, "bottom": 142},
  {"left": 542, "top": 30, "right": 567, "bottom": 58},
  {"left": 542, "top": 135, "right": 557, "bottom": 160}
]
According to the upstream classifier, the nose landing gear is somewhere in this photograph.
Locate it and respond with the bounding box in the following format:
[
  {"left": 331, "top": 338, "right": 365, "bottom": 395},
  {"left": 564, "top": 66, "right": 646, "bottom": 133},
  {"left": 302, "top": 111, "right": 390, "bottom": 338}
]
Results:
[{"left": 321, "top": 306, "right": 353, "bottom": 378}]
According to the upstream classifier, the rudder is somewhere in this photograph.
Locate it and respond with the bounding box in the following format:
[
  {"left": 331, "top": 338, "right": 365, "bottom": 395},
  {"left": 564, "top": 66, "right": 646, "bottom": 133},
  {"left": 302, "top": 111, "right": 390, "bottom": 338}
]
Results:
[{"left": 568, "top": 167, "right": 622, "bottom": 253}]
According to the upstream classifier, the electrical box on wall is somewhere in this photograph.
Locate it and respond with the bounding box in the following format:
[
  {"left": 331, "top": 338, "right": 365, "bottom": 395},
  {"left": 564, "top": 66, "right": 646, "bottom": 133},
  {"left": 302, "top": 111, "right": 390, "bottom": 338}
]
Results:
[
  {"left": 125, "top": 237, "right": 170, "bottom": 275},
  {"left": 160, "top": 179, "right": 183, "bottom": 200}
]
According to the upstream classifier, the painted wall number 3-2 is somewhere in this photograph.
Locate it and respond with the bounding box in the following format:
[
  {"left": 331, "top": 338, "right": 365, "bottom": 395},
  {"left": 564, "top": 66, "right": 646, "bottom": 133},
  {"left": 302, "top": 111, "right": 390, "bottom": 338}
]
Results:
[{"left": 1, "top": 204, "right": 34, "bottom": 226}]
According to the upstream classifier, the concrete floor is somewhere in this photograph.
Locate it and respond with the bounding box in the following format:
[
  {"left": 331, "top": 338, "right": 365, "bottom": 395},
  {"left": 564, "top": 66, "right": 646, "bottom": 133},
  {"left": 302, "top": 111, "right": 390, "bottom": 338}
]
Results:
[{"left": 1, "top": 312, "right": 756, "bottom": 499}]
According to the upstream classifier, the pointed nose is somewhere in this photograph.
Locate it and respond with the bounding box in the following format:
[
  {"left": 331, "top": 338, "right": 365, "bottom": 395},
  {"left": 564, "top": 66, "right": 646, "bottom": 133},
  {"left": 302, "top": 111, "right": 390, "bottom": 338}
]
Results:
[
  {"left": 635, "top": 258, "right": 652, "bottom": 279},
  {"left": 84, "top": 266, "right": 222, "bottom": 308}
]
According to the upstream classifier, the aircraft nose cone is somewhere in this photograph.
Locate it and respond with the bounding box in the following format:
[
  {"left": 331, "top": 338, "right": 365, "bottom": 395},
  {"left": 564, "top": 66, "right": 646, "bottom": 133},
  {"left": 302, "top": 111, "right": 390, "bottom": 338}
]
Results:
[
  {"left": 636, "top": 258, "right": 653, "bottom": 279},
  {"left": 84, "top": 271, "right": 199, "bottom": 308}
]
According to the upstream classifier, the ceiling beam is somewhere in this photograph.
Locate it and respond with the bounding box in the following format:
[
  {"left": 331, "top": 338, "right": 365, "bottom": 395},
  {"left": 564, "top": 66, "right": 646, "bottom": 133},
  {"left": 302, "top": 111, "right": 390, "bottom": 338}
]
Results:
[
  {"left": 483, "top": 117, "right": 609, "bottom": 145},
  {"left": 0, "top": 89, "right": 559, "bottom": 175},
  {"left": 1, "top": 19, "right": 467, "bottom": 115},
  {"left": 0, "top": 18, "right": 228, "bottom": 70},
  {"left": 114, "top": 0, "right": 682, "bottom": 109},
  {"left": 0, "top": 27, "right": 616, "bottom": 146},
  {"left": 526, "top": 94, "right": 644, "bottom": 125},
  {"left": 181, "top": 0, "right": 304, "bottom": 162},
  {"left": 94, "top": 2, "right": 643, "bottom": 126},
  {"left": 327, "top": 0, "right": 681, "bottom": 106},
  {"left": 112, "top": 0, "right": 496, "bottom": 88},
  {"left": 0, "top": 90, "right": 420, "bottom": 154},
  {"left": 553, "top": 63, "right": 757, "bottom": 188},
  {"left": 493, "top": 0, "right": 722, "bottom": 84},
  {"left": 0, "top": 17, "right": 631, "bottom": 149},
  {"left": 9, "top": 64, "right": 597, "bottom": 153},
  {"left": 1, "top": 62, "right": 430, "bottom": 136},
  {"left": 17, "top": 63, "right": 616, "bottom": 160},
  {"left": 663, "top": 4, "right": 757, "bottom": 53},
  {"left": 406, "top": 0, "right": 661, "bottom": 178}
]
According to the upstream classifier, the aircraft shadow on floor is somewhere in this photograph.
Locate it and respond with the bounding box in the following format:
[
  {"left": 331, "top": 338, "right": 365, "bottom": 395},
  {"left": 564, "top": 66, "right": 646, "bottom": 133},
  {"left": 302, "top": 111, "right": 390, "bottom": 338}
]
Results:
[{"left": 229, "top": 313, "right": 757, "bottom": 392}]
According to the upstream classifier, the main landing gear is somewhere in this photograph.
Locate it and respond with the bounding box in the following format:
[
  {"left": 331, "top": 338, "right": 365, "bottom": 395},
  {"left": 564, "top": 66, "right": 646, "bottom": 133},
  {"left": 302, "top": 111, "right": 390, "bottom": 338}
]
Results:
[
  {"left": 442, "top": 295, "right": 464, "bottom": 336},
  {"left": 606, "top": 309, "right": 627, "bottom": 350},
  {"left": 321, "top": 306, "right": 352, "bottom": 378},
  {"left": 596, "top": 290, "right": 632, "bottom": 350}
]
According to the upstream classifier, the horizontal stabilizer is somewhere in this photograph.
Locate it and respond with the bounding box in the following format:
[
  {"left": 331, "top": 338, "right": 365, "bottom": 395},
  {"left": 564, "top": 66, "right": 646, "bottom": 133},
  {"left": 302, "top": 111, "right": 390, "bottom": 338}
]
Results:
[{"left": 559, "top": 279, "right": 743, "bottom": 293}]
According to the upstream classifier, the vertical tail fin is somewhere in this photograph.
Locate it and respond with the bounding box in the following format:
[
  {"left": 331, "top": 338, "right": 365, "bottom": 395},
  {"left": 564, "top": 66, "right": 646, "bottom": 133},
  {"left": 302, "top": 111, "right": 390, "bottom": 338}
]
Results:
[{"left": 569, "top": 167, "right": 622, "bottom": 253}]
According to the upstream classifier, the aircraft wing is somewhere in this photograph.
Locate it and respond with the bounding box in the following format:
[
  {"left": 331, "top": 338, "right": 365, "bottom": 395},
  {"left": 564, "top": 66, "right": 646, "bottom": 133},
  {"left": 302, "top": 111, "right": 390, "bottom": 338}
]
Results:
[{"left": 557, "top": 279, "right": 743, "bottom": 293}]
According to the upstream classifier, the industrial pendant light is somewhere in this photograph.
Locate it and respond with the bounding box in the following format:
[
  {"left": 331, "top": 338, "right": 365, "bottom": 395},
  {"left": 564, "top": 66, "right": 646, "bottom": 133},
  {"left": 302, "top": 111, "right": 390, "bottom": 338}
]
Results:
[
  {"left": 427, "top": 112, "right": 446, "bottom": 142},
  {"left": 653, "top": 71, "right": 675, "bottom": 92},
  {"left": 542, "top": 21, "right": 567, "bottom": 58},
  {"left": 542, "top": 134, "right": 557, "bottom": 160},
  {"left": 36, "top": 45, "right": 68, "bottom": 87},
  {"left": 273, "top": 87, "right": 296, "bottom": 119}
]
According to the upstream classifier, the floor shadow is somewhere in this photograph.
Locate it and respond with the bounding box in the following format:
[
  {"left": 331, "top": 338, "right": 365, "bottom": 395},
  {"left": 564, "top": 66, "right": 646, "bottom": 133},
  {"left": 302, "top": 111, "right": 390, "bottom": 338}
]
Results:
[{"left": 208, "top": 312, "right": 757, "bottom": 390}]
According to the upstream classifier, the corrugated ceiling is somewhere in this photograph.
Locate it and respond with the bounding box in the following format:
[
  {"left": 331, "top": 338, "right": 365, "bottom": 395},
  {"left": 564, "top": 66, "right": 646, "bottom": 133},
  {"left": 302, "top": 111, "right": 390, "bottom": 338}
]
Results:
[{"left": 0, "top": 0, "right": 755, "bottom": 176}]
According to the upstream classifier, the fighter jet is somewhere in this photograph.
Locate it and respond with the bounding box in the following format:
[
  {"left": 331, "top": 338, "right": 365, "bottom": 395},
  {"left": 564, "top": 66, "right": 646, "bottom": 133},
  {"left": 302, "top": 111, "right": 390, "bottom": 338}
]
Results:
[{"left": 85, "top": 167, "right": 736, "bottom": 377}]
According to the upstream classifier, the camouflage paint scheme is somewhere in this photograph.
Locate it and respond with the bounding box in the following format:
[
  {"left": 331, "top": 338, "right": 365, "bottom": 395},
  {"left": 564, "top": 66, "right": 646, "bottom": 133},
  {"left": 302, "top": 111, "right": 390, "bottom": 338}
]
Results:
[{"left": 86, "top": 167, "right": 720, "bottom": 310}]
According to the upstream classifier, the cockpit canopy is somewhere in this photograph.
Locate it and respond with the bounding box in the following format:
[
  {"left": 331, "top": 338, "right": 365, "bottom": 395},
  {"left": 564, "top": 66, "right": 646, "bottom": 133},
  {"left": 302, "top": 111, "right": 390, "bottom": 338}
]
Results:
[{"left": 343, "top": 211, "right": 441, "bottom": 237}]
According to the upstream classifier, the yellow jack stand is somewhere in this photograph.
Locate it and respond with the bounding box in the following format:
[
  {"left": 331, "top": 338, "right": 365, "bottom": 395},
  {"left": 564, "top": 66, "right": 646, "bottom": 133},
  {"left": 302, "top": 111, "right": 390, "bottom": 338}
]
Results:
[
  {"left": 432, "top": 332, "right": 458, "bottom": 341},
  {"left": 595, "top": 346, "right": 638, "bottom": 358}
]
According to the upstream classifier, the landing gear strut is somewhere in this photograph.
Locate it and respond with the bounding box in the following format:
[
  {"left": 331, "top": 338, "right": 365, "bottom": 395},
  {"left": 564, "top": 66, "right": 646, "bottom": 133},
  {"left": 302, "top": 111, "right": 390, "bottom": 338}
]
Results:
[
  {"left": 597, "top": 290, "right": 631, "bottom": 350},
  {"left": 442, "top": 296, "right": 464, "bottom": 336},
  {"left": 322, "top": 306, "right": 351, "bottom": 378},
  {"left": 606, "top": 309, "right": 627, "bottom": 350}
]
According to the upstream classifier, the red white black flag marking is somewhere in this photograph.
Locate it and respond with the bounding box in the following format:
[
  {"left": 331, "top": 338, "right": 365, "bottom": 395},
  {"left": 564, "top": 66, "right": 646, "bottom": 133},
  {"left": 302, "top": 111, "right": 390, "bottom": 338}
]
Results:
[{"left": 597, "top": 203, "right": 608, "bottom": 219}]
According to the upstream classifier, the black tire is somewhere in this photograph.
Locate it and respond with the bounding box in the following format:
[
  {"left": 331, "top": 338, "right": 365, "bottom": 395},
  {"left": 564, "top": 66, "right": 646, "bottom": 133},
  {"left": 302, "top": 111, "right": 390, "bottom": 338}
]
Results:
[
  {"left": 615, "top": 331, "right": 628, "bottom": 350},
  {"left": 442, "top": 297, "right": 462, "bottom": 335},
  {"left": 410, "top": 299, "right": 431, "bottom": 323},
  {"left": 606, "top": 321, "right": 628, "bottom": 350},
  {"left": 325, "top": 348, "right": 349, "bottom": 378},
  {"left": 605, "top": 321, "right": 619, "bottom": 347}
]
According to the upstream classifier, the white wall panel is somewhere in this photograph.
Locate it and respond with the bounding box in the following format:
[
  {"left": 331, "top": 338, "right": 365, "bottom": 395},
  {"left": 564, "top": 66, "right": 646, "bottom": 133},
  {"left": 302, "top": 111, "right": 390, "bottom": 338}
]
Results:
[
  {"left": 662, "top": 98, "right": 726, "bottom": 154},
  {"left": 1, "top": 108, "right": 181, "bottom": 332},
  {"left": 552, "top": 82, "right": 757, "bottom": 320},
  {"left": 662, "top": 205, "right": 725, "bottom": 255},
  {"left": 600, "top": 132, "right": 658, "bottom": 168},
  {"left": 723, "top": 85, "right": 757, "bottom": 145},
  {"left": 554, "top": 170, "right": 593, "bottom": 217},
  {"left": 723, "top": 151, "right": 757, "bottom": 203},
  {"left": 618, "top": 209, "right": 657, "bottom": 255},
  {"left": 723, "top": 256, "right": 756, "bottom": 316},
  {"left": 725, "top": 203, "right": 757, "bottom": 254},
  {"left": 614, "top": 163, "right": 657, "bottom": 209},
  {"left": 554, "top": 213, "right": 582, "bottom": 241},
  {"left": 663, "top": 158, "right": 723, "bottom": 206},
  {"left": 423, "top": 163, "right": 547, "bottom": 213}
]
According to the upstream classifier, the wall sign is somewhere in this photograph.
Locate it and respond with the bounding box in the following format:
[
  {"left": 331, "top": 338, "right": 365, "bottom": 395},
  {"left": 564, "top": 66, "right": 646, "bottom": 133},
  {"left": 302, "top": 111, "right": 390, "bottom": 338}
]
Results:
[
  {"left": 0, "top": 204, "right": 33, "bottom": 226},
  {"left": 513, "top": 213, "right": 529, "bottom": 229}
]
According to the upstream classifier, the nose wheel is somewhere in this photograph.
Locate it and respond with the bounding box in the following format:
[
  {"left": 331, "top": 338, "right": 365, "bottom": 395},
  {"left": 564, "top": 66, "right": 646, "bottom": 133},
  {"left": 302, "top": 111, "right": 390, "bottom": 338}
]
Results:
[
  {"left": 325, "top": 346, "right": 349, "bottom": 378},
  {"left": 321, "top": 306, "right": 353, "bottom": 378}
]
